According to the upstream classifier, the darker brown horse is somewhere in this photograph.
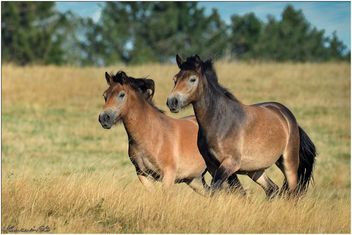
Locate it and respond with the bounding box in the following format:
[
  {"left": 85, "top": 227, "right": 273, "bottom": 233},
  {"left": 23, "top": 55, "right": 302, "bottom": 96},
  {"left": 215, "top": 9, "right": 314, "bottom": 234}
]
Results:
[
  {"left": 98, "top": 71, "right": 210, "bottom": 194},
  {"left": 166, "top": 55, "right": 316, "bottom": 198}
]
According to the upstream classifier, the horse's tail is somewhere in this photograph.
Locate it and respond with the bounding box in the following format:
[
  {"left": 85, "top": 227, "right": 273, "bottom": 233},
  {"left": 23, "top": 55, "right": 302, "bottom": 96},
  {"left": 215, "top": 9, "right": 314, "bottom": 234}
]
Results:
[{"left": 296, "top": 126, "right": 317, "bottom": 194}]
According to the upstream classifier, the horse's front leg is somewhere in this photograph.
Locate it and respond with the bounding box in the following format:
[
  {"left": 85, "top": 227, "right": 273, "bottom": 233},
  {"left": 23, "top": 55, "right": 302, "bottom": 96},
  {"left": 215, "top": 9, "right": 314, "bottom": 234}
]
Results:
[
  {"left": 161, "top": 167, "right": 176, "bottom": 190},
  {"left": 137, "top": 174, "right": 156, "bottom": 191},
  {"left": 211, "top": 155, "right": 240, "bottom": 194},
  {"left": 227, "top": 173, "right": 246, "bottom": 196}
]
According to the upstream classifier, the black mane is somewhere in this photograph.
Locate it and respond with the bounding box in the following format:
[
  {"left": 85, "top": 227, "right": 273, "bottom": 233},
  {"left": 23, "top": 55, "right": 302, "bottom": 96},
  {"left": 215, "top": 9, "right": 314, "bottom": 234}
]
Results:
[
  {"left": 111, "top": 71, "right": 164, "bottom": 113},
  {"left": 201, "top": 60, "right": 239, "bottom": 102},
  {"left": 180, "top": 56, "right": 239, "bottom": 102}
]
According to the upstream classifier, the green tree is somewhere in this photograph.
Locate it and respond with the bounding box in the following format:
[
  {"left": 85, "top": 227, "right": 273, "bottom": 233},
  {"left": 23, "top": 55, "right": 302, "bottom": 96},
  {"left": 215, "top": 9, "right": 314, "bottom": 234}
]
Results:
[
  {"left": 328, "top": 31, "right": 347, "bottom": 61},
  {"left": 79, "top": 18, "right": 106, "bottom": 66},
  {"left": 254, "top": 16, "right": 276, "bottom": 60},
  {"left": 138, "top": 3, "right": 228, "bottom": 62},
  {"left": 302, "top": 27, "right": 329, "bottom": 61},
  {"left": 1, "top": 2, "right": 70, "bottom": 65},
  {"left": 269, "top": 5, "right": 311, "bottom": 61},
  {"left": 254, "top": 5, "right": 338, "bottom": 62},
  {"left": 85, "top": 2, "right": 153, "bottom": 65},
  {"left": 229, "top": 13, "right": 262, "bottom": 59},
  {"left": 83, "top": 2, "right": 229, "bottom": 65},
  {"left": 3, "top": 2, "right": 349, "bottom": 65},
  {"left": 198, "top": 8, "right": 228, "bottom": 59}
]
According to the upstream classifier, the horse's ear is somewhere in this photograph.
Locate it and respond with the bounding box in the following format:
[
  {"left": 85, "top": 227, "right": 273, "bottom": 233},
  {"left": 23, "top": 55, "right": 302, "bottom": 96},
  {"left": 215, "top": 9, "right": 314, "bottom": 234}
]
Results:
[
  {"left": 193, "top": 54, "right": 203, "bottom": 70},
  {"left": 176, "top": 54, "right": 184, "bottom": 68},
  {"left": 132, "top": 78, "right": 155, "bottom": 101},
  {"left": 143, "top": 79, "right": 155, "bottom": 101},
  {"left": 105, "top": 72, "right": 111, "bottom": 85},
  {"left": 194, "top": 54, "right": 201, "bottom": 62}
]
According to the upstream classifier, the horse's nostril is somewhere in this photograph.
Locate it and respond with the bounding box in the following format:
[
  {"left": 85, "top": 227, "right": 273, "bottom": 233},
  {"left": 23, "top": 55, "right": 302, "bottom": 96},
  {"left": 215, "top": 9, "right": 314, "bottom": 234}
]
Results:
[
  {"left": 104, "top": 114, "right": 110, "bottom": 122},
  {"left": 167, "top": 98, "right": 172, "bottom": 108},
  {"left": 173, "top": 98, "right": 178, "bottom": 107},
  {"left": 167, "top": 97, "right": 179, "bottom": 110}
]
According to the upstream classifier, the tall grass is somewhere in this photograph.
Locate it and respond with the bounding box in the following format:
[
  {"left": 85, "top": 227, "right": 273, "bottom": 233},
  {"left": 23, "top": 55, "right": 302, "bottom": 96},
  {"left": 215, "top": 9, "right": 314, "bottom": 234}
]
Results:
[{"left": 2, "top": 62, "right": 350, "bottom": 233}]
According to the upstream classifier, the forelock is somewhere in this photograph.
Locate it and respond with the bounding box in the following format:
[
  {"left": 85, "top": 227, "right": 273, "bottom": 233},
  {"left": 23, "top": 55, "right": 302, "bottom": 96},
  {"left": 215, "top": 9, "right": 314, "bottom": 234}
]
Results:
[
  {"left": 110, "top": 71, "right": 128, "bottom": 84},
  {"left": 179, "top": 56, "right": 199, "bottom": 70}
]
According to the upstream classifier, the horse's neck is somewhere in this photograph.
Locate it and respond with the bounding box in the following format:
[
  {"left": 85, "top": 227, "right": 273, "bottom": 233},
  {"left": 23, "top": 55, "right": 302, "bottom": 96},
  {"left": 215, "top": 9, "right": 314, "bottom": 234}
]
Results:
[
  {"left": 122, "top": 96, "right": 163, "bottom": 144},
  {"left": 192, "top": 83, "right": 244, "bottom": 133}
]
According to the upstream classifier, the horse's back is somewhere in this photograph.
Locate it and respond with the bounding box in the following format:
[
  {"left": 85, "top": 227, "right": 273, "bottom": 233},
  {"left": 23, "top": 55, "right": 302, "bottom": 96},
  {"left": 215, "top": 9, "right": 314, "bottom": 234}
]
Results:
[
  {"left": 173, "top": 115, "right": 199, "bottom": 133},
  {"left": 252, "top": 101, "right": 298, "bottom": 124}
]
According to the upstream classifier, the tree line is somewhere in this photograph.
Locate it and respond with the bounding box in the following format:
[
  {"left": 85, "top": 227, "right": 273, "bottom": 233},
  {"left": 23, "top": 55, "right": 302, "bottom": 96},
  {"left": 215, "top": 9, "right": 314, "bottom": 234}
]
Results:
[{"left": 1, "top": 2, "right": 350, "bottom": 66}]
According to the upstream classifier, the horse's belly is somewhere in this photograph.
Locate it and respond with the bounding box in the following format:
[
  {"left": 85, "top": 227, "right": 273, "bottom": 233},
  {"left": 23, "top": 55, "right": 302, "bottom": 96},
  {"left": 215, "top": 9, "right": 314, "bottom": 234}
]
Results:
[
  {"left": 240, "top": 128, "right": 286, "bottom": 171},
  {"left": 239, "top": 144, "right": 283, "bottom": 171},
  {"left": 239, "top": 154, "right": 279, "bottom": 171}
]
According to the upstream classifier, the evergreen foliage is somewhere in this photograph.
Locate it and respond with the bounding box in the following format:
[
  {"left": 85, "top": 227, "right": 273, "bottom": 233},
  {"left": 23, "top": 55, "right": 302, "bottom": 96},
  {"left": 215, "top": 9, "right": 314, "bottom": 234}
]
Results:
[{"left": 1, "top": 2, "right": 349, "bottom": 65}]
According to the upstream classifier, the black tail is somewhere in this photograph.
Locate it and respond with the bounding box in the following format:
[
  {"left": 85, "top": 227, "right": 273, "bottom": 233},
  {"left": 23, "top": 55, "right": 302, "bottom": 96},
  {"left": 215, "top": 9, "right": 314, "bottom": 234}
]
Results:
[{"left": 296, "top": 126, "right": 317, "bottom": 194}]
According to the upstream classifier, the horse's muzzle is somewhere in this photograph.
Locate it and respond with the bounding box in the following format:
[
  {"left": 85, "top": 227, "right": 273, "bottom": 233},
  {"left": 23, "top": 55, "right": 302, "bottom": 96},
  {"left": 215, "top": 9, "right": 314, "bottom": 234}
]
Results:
[
  {"left": 166, "top": 97, "right": 180, "bottom": 113},
  {"left": 98, "top": 111, "right": 113, "bottom": 129}
]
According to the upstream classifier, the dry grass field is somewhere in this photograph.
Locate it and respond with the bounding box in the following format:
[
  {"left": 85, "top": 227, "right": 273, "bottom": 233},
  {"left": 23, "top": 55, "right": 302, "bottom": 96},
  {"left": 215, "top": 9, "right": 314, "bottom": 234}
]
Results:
[{"left": 2, "top": 62, "right": 350, "bottom": 233}]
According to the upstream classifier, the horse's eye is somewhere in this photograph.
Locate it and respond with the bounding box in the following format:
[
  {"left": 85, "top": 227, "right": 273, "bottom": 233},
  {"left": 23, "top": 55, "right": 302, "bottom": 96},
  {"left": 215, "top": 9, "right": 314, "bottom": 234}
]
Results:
[
  {"left": 119, "top": 92, "right": 125, "bottom": 99},
  {"left": 189, "top": 77, "right": 197, "bottom": 83},
  {"left": 103, "top": 94, "right": 107, "bottom": 101},
  {"left": 173, "top": 78, "right": 177, "bottom": 85}
]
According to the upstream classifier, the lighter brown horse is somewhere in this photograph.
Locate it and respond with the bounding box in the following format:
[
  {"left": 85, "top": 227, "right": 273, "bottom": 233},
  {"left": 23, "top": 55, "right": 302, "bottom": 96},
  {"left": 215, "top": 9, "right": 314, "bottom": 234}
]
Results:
[
  {"left": 98, "top": 71, "right": 210, "bottom": 193},
  {"left": 166, "top": 55, "right": 317, "bottom": 198}
]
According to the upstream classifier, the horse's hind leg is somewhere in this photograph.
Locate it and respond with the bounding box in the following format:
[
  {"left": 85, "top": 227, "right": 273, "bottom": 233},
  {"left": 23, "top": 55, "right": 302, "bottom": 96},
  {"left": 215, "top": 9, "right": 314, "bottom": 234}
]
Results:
[
  {"left": 281, "top": 144, "right": 300, "bottom": 195},
  {"left": 247, "top": 170, "right": 279, "bottom": 199},
  {"left": 275, "top": 156, "right": 289, "bottom": 195},
  {"left": 227, "top": 173, "right": 246, "bottom": 196}
]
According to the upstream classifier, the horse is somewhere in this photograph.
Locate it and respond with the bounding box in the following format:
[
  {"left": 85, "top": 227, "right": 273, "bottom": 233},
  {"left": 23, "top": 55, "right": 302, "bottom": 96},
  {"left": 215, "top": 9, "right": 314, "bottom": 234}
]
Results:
[
  {"left": 98, "top": 70, "right": 210, "bottom": 194},
  {"left": 166, "top": 54, "right": 317, "bottom": 198}
]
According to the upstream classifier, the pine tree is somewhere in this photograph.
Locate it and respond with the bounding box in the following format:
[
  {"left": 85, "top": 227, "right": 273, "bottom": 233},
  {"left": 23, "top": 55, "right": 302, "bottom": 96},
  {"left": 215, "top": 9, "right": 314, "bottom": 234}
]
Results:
[
  {"left": 1, "top": 2, "right": 69, "bottom": 65},
  {"left": 328, "top": 31, "right": 346, "bottom": 61},
  {"left": 230, "top": 13, "right": 262, "bottom": 59}
]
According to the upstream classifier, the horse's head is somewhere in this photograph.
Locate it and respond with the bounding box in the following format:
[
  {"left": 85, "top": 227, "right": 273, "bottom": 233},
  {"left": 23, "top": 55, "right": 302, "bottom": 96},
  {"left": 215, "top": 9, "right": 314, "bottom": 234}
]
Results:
[
  {"left": 99, "top": 71, "right": 155, "bottom": 129},
  {"left": 166, "top": 54, "right": 205, "bottom": 113}
]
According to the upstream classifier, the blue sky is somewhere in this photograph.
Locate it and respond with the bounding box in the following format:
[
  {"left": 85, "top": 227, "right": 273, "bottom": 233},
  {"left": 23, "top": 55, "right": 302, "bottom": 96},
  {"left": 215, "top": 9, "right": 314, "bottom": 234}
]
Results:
[{"left": 56, "top": 1, "right": 351, "bottom": 49}]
